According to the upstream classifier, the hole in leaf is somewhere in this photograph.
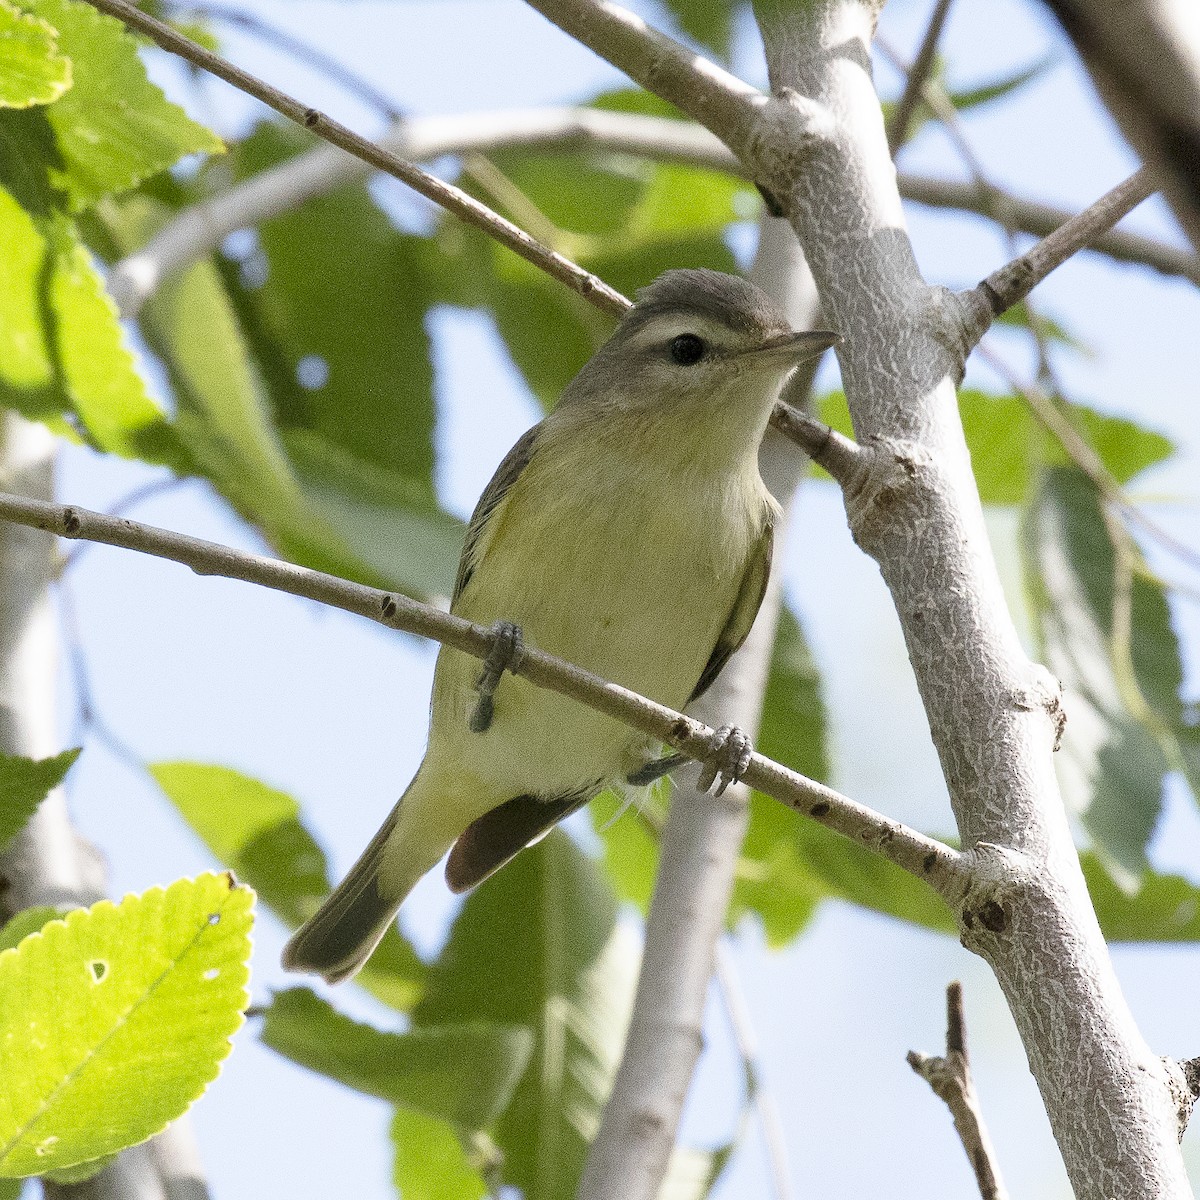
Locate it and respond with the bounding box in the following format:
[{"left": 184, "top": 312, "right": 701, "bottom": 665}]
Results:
[
  {"left": 296, "top": 354, "right": 329, "bottom": 390},
  {"left": 203, "top": 967, "right": 220, "bottom": 981},
  {"left": 89, "top": 960, "right": 107, "bottom": 982},
  {"left": 208, "top": 912, "right": 221, "bottom": 925}
]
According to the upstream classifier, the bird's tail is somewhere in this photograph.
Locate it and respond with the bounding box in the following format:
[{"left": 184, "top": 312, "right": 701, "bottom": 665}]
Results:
[{"left": 281, "top": 770, "right": 451, "bottom": 984}]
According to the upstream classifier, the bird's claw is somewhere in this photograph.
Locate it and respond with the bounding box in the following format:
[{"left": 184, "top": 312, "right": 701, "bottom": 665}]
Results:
[
  {"left": 469, "top": 621, "right": 525, "bottom": 733},
  {"left": 696, "top": 725, "right": 752, "bottom": 796}
]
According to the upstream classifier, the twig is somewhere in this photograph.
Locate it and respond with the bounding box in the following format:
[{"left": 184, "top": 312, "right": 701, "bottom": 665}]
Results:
[
  {"left": 520, "top": 0, "right": 766, "bottom": 158},
  {"left": 0, "top": 490, "right": 967, "bottom": 893},
  {"left": 714, "top": 941, "right": 795, "bottom": 1200},
  {"left": 976, "top": 343, "right": 1200, "bottom": 577},
  {"left": 80, "top": 0, "right": 631, "bottom": 319},
  {"left": 907, "top": 982, "right": 1009, "bottom": 1200},
  {"left": 964, "top": 169, "right": 1157, "bottom": 337},
  {"left": 886, "top": 0, "right": 955, "bottom": 154}
]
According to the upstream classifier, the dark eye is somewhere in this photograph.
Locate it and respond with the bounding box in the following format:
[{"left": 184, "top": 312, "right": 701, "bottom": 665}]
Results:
[{"left": 669, "top": 333, "right": 706, "bottom": 365}]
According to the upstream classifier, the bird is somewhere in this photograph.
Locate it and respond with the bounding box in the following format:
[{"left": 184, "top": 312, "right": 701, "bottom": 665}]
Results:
[{"left": 282, "top": 268, "right": 838, "bottom": 984}]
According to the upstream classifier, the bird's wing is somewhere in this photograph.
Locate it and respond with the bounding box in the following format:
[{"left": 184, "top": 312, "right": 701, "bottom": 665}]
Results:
[
  {"left": 452, "top": 423, "right": 541, "bottom": 606},
  {"left": 687, "top": 515, "right": 774, "bottom": 705},
  {"left": 444, "top": 788, "right": 595, "bottom": 893}
]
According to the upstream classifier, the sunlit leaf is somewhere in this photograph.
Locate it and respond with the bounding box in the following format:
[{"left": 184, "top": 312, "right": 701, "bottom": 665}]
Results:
[
  {"left": 415, "top": 832, "right": 638, "bottom": 1200},
  {"left": 0, "top": 748, "right": 79, "bottom": 849},
  {"left": 1085, "top": 855, "right": 1200, "bottom": 941},
  {"left": 150, "top": 761, "right": 425, "bottom": 1011},
  {"left": 0, "top": 908, "right": 63, "bottom": 954},
  {"left": 391, "top": 1109, "right": 488, "bottom": 1200},
  {"left": 0, "top": 0, "right": 70, "bottom": 109},
  {"left": 0, "top": 874, "right": 251, "bottom": 1177},
  {"left": 819, "top": 390, "right": 1173, "bottom": 506},
  {"left": 0, "top": 0, "right": 220, "bottom": 211},
  {"left": 262, "top": 988, "right": 532, "bottom": 1130}
]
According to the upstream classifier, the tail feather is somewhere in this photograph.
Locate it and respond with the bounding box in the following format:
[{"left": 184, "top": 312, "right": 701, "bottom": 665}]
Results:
[{"left": 282, "top": 777, "right": 447, "bottom": 984}]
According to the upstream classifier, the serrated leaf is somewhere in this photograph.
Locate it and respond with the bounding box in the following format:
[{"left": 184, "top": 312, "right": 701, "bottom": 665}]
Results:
[
  {"left": 818, "top": 390, "right": 1173, "bottom": 506},
  {"left": 391, "top": 1109, "right": 488, "bottom": 1200},
  {"left": 0, "top": 908, "right": 64, "bottom": 954},
  {"left": 415, "top": 832, "right": 638, "bottom": 1200},
  {"left": 261, "top": 988, "right": 532, "bottom": 1131},
  {"left": 0, "top": 748, "right": 79, "bottom": 848},
  {"left": 0, "top": 190, "right": 186, "bottom": 464},
  {"left": 0, "top": 0, "right": 70, "bottom": 109},
  {"left": 0, "top": 874, "right": 252, "bottom": 1177},
  {"left": 1020, "top": 468, "right": 1191, "bottom": 886},
  {"left": 149, "top": 761, "right": 424, "bottom": 1011},
  {"left": 0, "top": 0, "right": 221, "bottom": 211}
]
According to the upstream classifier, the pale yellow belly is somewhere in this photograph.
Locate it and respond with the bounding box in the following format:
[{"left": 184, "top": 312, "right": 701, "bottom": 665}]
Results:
[{"left": 425, "top": 444, "right": 768, "bottom": 808}]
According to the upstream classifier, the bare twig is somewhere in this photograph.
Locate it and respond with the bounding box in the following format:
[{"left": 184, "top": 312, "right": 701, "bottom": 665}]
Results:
[
  {"left": 80, "top": 0, "right": 630, "bottom": 318},
  {"left": 0, "top": 489, "right": 966, "bottom": 893},
  {"left": 907, "top": 983, "right": 1009, "bottom": 1200},
  {"left": 963, "top": 169, "right": 1157, "bottom": 338},
  {"left": 886, "top": 0, "right": 955, "bottom": 153}
]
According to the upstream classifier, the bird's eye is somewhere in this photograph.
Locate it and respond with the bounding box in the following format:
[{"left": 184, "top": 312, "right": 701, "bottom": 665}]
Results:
[{"left": 669, "top": 333, "right": 706, "bottom": 365}]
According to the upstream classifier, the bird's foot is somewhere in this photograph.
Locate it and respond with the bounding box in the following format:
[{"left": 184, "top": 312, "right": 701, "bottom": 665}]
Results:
[
  {"left": 626, "top": 753, "right": 688, "bottom": 787},
  {"left": 696, "top": 725, "right": 753, "bottom": 797},
  {"left": 469, "top": 620, "right": 525, "bottom": 733}
]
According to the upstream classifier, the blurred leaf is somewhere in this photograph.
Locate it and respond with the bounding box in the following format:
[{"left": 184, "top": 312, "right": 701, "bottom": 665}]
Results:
[
  {"left": 995, "top": 302, "right": 1088, "bottom": 353},
  {"left": 660, "top": 0, "right": 735, "bottom": 59},
  {"left": 0, "top": 748, "right": 79, "bottom": 849},
  {"left": 818, "top": 390, "right": 1173, "bottom": 506},
  {"left": 415, "top": 832, "right": 638, "bottom": 1200},
  {"left": 262, "top": 987, "right": 532, "bottom": 1131},
  {"left": 0, "top": 874, "right": 251, "bottom": 1177},
  {"left": 0, "top": 0, "right": 70, "bottom": 109},
  {"left": 1021, "top": 468, "right": 1194, "bottom": 887},
  {"left": 592, "top": 787, "right": 660, "bottom": 914},
  {"left": 0, "top": 907, "right": 64, "bottom": 953},
  {"left": 391, "top": 1109, "right": 488, "bottom": 1200},
  {"left": 1085, "top": 854, "right": 1200, "bottom": 941},
  {"left": 0, "top": 0, "right": 220, "bottom": 212},
  {"left": 0, "top": 190, "right": 187, "bottom": 465},
  {"left": 227, "top": 121, "right": 436, "bottom": 484},
  {"left": 150, "top": 761, "right": 425, "bottom": 1011},
  {"left": 590, "top": 87, "right": 689, "bottom": 121},
  {"left": 948, "top": 55, "right": 1055, "bottom": 112},
  {"left": 661, "top": 1143, "right": 735, "bottom": 1200},
  {"left": 758, "top": 604, "right": 828, "bottom": 782},
  {"left": 0, "top": 1178, "right": 20, "bottom": 1199}
]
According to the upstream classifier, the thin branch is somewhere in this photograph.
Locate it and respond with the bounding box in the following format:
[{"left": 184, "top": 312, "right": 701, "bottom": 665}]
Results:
[
  {"left": 899, "top": 172, "right": 1199, "bottom": 285},
  {"left": 713, "top": 941, "right": 795, "bottom": 1200},
  {"left": 0, "top": 490, "right": 967, "bottom": 894},
  {"left": 963, "top": 168, "right": 1157, "bottom": 339},
  {"left": 81, "top": 0, "right": 631, "bottom": 319},
  {"left": 886, "top": 0, "right": 955, "bottom": 154},
  {"left": 907, "top": 982, "right": 1009, "bottom": 1200},
  {"left": 520, "top": 0, "right": 767, "bottom": 158},
  {"left": 976, "top": 343, "right": 1200, "bottom": 577}
]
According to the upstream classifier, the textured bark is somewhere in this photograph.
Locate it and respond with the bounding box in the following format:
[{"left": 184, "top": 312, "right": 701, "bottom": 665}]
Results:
[{"left": 750, "top": 2, "right": 1192, "bottom": 1195}]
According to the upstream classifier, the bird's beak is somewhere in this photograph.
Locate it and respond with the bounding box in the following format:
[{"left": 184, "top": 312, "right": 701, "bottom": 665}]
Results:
[{"left": 748, "top": 329, "right": 840, "bottom": 365}]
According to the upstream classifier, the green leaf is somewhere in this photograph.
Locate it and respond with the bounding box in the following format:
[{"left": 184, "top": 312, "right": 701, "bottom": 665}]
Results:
[
  {"left": 818, "top": 390, "right": 1173, "bottom": 506},
  {"left": 0, "top": 748, "right": 79, "bottom": 849},
  {"left": 0, "top": 874, "right": 252, "bottom": 1178},
  {"left": 415, "top": 832, "right": 638, "bottom": 1200},
  {"left": 261, "top": 988, "right": 532, "bottom": 1131},
  {"left": 391, "top": 1109, "right": 488, "bottom": 1200},
  {"left": 1020, "top": 468, "right": 1192, "bottom": 886},
  {"left": 0, "top": 0, "right": 220, "bottom": 212},
  {"left": 660, "top": 0, "right": 735, "bottom": 59},
  {"left": 0, "top": 191, "right": 185, "bottom": 464},
  {"left": 0, "top": 1177, "right": 21, "bottom": 1199},
  {"left": 0, "top": 907, "right": 64, "bottom": 954},
  {"left": 149, "top": 761, "right": 425, "bottom": 1011},
  {"left": 0, "top": 0, "right": 70, "bottom": 109},
  {"left": 1085, "top": 855, "right": 1200, "bottom": 942},
  {"left": 948, "top": 55, "right": 1056, "bottom": 113}
]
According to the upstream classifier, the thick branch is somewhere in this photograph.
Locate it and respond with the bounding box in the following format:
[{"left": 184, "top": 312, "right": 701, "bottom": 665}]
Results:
[
  {"left": 0, "top": 490, "right": 964, "bottom": 894},
  {"left": 744, "top": 1, "right": 1192, "bottom": 1195},
  {"left": 1038, "top": 0, "right": 1200, "bottom": 251},
  {"left": 961, "top": 167, "right": 1157, "bottom": 342},
  {"left": 907, "top": 982, "right": 1009, "bottom": 1200},
  {"left": 81, "top": 0, "right": 630, "bottom": 319}
]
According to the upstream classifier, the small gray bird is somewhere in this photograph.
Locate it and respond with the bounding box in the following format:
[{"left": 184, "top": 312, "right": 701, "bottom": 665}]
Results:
[{"left": 283, "top": 268, "right": 837, "bottom": 983}]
